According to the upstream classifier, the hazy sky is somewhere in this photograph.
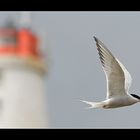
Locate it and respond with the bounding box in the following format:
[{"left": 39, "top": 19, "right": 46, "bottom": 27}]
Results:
[{"left": 1, "top": 12, "right": 140, "bottom": 128}]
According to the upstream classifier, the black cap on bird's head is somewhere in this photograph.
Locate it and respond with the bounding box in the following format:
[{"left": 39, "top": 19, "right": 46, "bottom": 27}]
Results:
[{"left": 131, "top": 94, "right": 140, "bottom": 100}]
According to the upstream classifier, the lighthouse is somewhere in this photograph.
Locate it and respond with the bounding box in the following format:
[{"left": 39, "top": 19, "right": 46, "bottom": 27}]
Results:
[{"left": 0, "top": 16, "right": 48, "bottom": 128}]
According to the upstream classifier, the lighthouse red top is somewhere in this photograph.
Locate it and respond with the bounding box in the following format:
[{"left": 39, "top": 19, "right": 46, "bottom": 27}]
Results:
[{"left": 0, "top": 20, "right": 41, "bottom": 58}]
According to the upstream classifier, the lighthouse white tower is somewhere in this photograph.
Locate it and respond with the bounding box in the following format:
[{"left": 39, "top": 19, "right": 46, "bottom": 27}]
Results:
[{"left": 0, "top": 14, "right": 48, "bottom": 128}]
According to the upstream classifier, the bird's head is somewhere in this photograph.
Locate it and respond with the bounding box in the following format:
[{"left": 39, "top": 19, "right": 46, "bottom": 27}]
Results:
[{"left": 130, "top": 94, "right": 140, "bottom": 101}]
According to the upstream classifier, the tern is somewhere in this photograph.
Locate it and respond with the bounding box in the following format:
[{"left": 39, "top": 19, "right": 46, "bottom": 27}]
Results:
[{"left": 81, "top": 36, "right": 140, "bottom": 109}]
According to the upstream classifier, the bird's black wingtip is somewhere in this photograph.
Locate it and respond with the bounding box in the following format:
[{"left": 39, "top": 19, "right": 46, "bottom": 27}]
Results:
[{"left": 93, "top": 36, "right": 98, "bottom": 42}]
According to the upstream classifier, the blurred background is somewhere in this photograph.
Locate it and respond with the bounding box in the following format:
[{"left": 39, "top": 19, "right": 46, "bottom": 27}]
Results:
[{"left": 0, "top": 12, "right": 140, "bottom": 128}]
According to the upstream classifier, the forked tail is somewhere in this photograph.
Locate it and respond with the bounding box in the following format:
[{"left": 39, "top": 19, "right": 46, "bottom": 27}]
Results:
[{"left": 80, "top": 100, "right": 105, "bottom": 109}]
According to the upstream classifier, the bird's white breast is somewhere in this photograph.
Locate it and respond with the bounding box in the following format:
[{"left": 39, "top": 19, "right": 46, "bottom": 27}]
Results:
[{"left": 104, "top": 95, "right": 138, "bottom": 108}]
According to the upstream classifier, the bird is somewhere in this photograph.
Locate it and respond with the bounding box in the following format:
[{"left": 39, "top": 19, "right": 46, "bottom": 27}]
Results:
[{"left": 80, "top": 36, "right": 140, "bottom": 109}]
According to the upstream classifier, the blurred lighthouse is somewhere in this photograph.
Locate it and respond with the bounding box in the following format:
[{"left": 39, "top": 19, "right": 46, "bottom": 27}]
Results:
[{"left": 0, "top": 13, "right": 48, "bottom": 128}]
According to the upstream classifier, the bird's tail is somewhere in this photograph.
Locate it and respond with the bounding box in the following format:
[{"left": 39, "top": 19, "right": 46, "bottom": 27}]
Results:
[{"left": 80, "top": 100, "right": 105, "bottom": 109}]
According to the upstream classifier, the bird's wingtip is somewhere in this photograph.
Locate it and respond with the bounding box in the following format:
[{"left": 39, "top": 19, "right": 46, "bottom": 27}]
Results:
[{"left": 93, "top": 36, "right": 98, "bottom": 42}]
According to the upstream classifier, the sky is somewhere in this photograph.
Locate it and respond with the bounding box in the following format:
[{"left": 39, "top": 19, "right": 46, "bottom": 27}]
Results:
[{"left": 0, "top": 11, "right": 140, "bottom": 128}]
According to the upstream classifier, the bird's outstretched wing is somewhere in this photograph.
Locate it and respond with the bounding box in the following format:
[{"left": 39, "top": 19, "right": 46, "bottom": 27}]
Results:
[
  {"left": 115, "top": 58, "right": 132, "bottom": 92},
  {"left": 94, "top": 37, "right": 132, "bottom": 99}
]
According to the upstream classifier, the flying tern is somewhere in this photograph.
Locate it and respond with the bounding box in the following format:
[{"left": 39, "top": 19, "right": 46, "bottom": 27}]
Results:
[{"left": 81, "top": 36, "right": 140, "bottom": 109}]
